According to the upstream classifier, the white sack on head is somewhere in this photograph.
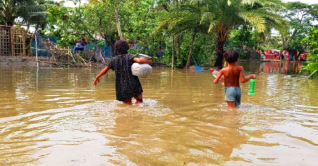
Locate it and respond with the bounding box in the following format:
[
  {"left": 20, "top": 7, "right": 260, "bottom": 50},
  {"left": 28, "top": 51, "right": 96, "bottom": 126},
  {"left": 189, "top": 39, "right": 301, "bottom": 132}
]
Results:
[{"left": 131, "top": 63, "right": 152, "bottom": 78}]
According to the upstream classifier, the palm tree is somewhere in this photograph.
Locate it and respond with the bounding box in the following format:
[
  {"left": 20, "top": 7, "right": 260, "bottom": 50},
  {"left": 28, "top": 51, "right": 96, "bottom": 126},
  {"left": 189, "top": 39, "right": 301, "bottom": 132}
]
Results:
[
  {"left": 199, "top": 0, "right": 286, "bottom": 68},
  {"left": 156, "top": 0, "right": 285, "bottom": 68},
  {"left": 0, "top": 0, "right": 51, "bottom": 28},
  {"left": 23, "top": 0, "right": 59, "bottom": 30},
  {"left": 0, "top": 0, "right": 35, "bottom": 26},
  {"left": 0, "top": 0, "right": 19, "bottom": 25},
  {"left": 157, "top": 4, "right": 209, "bottom": 68}
]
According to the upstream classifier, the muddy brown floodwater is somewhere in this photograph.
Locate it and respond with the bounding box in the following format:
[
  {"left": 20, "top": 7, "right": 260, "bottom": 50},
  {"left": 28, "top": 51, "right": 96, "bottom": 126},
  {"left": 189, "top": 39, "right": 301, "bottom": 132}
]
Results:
[{"left": 0, "top": 62, "right": 317, "bottom": 166}]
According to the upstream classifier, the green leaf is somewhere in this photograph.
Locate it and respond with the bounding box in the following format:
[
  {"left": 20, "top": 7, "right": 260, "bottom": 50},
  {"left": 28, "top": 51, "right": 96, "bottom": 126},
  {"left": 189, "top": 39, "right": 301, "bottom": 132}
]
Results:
[{"left": 308, "top": 70, "right": 318, "bottom": 79}]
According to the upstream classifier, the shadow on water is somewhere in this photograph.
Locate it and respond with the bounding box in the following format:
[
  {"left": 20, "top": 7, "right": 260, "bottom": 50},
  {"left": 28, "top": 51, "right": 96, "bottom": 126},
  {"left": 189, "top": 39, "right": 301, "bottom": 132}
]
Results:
[{"left": 0, "top": 62, "right": 317, "bottom": 166}]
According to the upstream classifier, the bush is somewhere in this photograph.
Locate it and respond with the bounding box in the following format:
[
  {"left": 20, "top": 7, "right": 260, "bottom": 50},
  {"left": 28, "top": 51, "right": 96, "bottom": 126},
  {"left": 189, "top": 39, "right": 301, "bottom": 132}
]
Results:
[{"left": 307, "top": 49, "right": 318, "bottom": 62}]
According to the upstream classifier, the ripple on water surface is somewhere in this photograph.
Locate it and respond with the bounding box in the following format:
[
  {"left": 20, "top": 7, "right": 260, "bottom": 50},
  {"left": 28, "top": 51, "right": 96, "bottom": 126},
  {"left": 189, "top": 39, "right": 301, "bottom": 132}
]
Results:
[
  {"left": 0, "top": 66, "right": 318, "bottom": 165},
  {"left": 0, "top": 99, "right": 173, "bottom": 166}
]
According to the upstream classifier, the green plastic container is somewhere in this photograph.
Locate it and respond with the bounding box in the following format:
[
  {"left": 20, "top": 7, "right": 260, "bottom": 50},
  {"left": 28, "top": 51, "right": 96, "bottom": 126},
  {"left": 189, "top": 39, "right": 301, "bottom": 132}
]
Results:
[{"left": 248, "top": 79, "right": 255, "bottom": 95}]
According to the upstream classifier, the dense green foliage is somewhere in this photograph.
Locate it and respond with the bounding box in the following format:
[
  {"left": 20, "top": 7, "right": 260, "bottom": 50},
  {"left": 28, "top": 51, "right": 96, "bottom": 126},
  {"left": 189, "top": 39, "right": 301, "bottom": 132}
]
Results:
[
  {"left": 153, "top": 0, "right": 286, "bottom": 67},
  {"left": 300, "top": 27, "right": 318, "bottom": 79},
  {"left": 279, "top": 2, "right": 318, "bottom": 57},
  {"left": 226, "top": 26, "right": 255, "bottom": 49},
  {"left": 2, "top": 0, "right": 317, "bottom": 69},
  {"left": 301, "top": 62, "right": 318, "bottom": 79},
  {"left": 303, "top": 27, "right": 318, "bottom": 62},
  {"left": 42, "top": 0, "right": 290, "bottom": 68}
]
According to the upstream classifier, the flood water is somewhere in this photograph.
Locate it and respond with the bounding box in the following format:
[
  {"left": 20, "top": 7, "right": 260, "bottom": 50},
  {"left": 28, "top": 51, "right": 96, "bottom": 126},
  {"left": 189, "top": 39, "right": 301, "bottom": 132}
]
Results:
[{"left": 0, "top": 62, "right": 317, "bottom": 166}]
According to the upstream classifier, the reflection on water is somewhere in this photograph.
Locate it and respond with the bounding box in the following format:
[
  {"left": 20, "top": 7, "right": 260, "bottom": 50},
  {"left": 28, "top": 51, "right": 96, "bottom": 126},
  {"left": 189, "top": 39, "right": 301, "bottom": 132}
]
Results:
[
  {"left": 238, "top": 61, "right": 304, "bottom": 75},
  {"left": 0, "top": 63, "right": 317, "bottom": 166}
]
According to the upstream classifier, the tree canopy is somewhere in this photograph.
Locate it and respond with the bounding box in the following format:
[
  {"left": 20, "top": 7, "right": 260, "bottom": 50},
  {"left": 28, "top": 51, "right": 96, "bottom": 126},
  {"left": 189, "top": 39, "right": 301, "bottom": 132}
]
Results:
[{"left": 2, "top": 0, "right": 317, "bottom": 68}]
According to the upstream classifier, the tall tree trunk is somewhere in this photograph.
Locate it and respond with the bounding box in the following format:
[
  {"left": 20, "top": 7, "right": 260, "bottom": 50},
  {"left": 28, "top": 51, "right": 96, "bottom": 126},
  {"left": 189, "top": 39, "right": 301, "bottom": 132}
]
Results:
[
  {"left": 281, "top": 36, "right": 288, "bottom": 53},
  {"left": 103, "top": 34, "right": 114, "bottom": 57},
  {"left": 106, "top": 37, "right": 113, "bottom": 58},
  {"left": 282, "top": 29, "right": 298, "bottom": 51},
  {"left": 295, "top": 51, "right": 301, "bottom": 61},
  {"left": 214, "top": 32, "right": 226, "bottom": 69},
  {"left": 172, "top": 36, "right": 175, "bottom": 69},
  {"left": 282, "top": 30, "right": 298, "bottom": 60},
  {"left": 115, "top": 8, "right": 123, "bottom": 40},
  {"left": 286, "top": 29, "right": 298, "bottom": 46},
  {"left": 185, "top": 31, "right": 196, "bottom": 68},
  {"left": 176, "top": 35, "right": 181, "bottom": 59},
  {"left": 109, "top": 45, "right": 113, "bottom": 58},
  {"left": 279, "top": 50, "right": 283, "bottom": 60}
]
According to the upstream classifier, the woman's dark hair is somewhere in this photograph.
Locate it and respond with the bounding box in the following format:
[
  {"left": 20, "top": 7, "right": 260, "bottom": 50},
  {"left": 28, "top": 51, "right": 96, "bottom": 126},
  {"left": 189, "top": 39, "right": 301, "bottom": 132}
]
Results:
[
  {"left": 114, "top": 40, "right": 129, "bottom": 55},
  {"left": 224, "top": 49, "right": 239, "bottom": 63}
]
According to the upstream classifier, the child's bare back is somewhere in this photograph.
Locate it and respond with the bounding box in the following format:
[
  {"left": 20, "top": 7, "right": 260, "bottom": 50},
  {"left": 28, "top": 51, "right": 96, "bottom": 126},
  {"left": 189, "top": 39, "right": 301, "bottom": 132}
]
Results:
[
  {"left": 213, "top": 49, "right": 256, "bottom": 107},
  {"left": 214, "top": 65, "right": 254, "bottom": 86},
  {"left": 220, "top": 65, "right": 243, "bottom": 87}
]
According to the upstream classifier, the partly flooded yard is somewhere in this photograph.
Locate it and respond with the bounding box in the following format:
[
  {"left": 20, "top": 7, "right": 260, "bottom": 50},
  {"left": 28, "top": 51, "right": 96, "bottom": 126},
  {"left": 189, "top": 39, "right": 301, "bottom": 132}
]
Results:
[{"left": 0, "top": 62, "right": 317, "bottom": 166}]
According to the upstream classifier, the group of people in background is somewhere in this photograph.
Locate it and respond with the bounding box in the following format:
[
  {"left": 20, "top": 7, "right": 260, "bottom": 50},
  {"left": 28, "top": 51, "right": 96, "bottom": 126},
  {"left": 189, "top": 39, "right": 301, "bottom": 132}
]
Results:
[{"left": 256, "top": 48, "right": 308, "bottom": 61}]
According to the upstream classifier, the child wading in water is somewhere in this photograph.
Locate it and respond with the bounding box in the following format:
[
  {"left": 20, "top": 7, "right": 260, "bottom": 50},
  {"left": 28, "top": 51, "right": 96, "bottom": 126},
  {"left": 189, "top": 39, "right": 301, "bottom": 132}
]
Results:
[
  {"left": 93, "top": 40, "right": 152, "bottom": 104},
  {"left": 213, "top": 49, "right": 256, "bottom": 107}
]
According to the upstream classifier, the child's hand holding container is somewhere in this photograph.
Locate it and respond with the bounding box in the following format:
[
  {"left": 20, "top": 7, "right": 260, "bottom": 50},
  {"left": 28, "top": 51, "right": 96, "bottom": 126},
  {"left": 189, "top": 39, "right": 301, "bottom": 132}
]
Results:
[
  {"left": 131, "top": 54, "right": 152, "bottom": 78},
  {"left": 210, "top": 68, "right": 224, "bottom": 85}
]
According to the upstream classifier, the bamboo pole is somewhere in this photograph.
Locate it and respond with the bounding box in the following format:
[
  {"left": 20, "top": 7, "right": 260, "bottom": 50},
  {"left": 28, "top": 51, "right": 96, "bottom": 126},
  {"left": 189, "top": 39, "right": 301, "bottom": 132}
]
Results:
[
  {"left": 171, "top": 36, "right": 175, "bottom": 69},
  {"left": 35, "top": 33, "right": 39, "bottom": 68},
  {"left": 22, "top": 29, "right": 26, "bottom": 56},
  {"left": 11, "top": 27, "right": 14, "bottom": 56}
]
